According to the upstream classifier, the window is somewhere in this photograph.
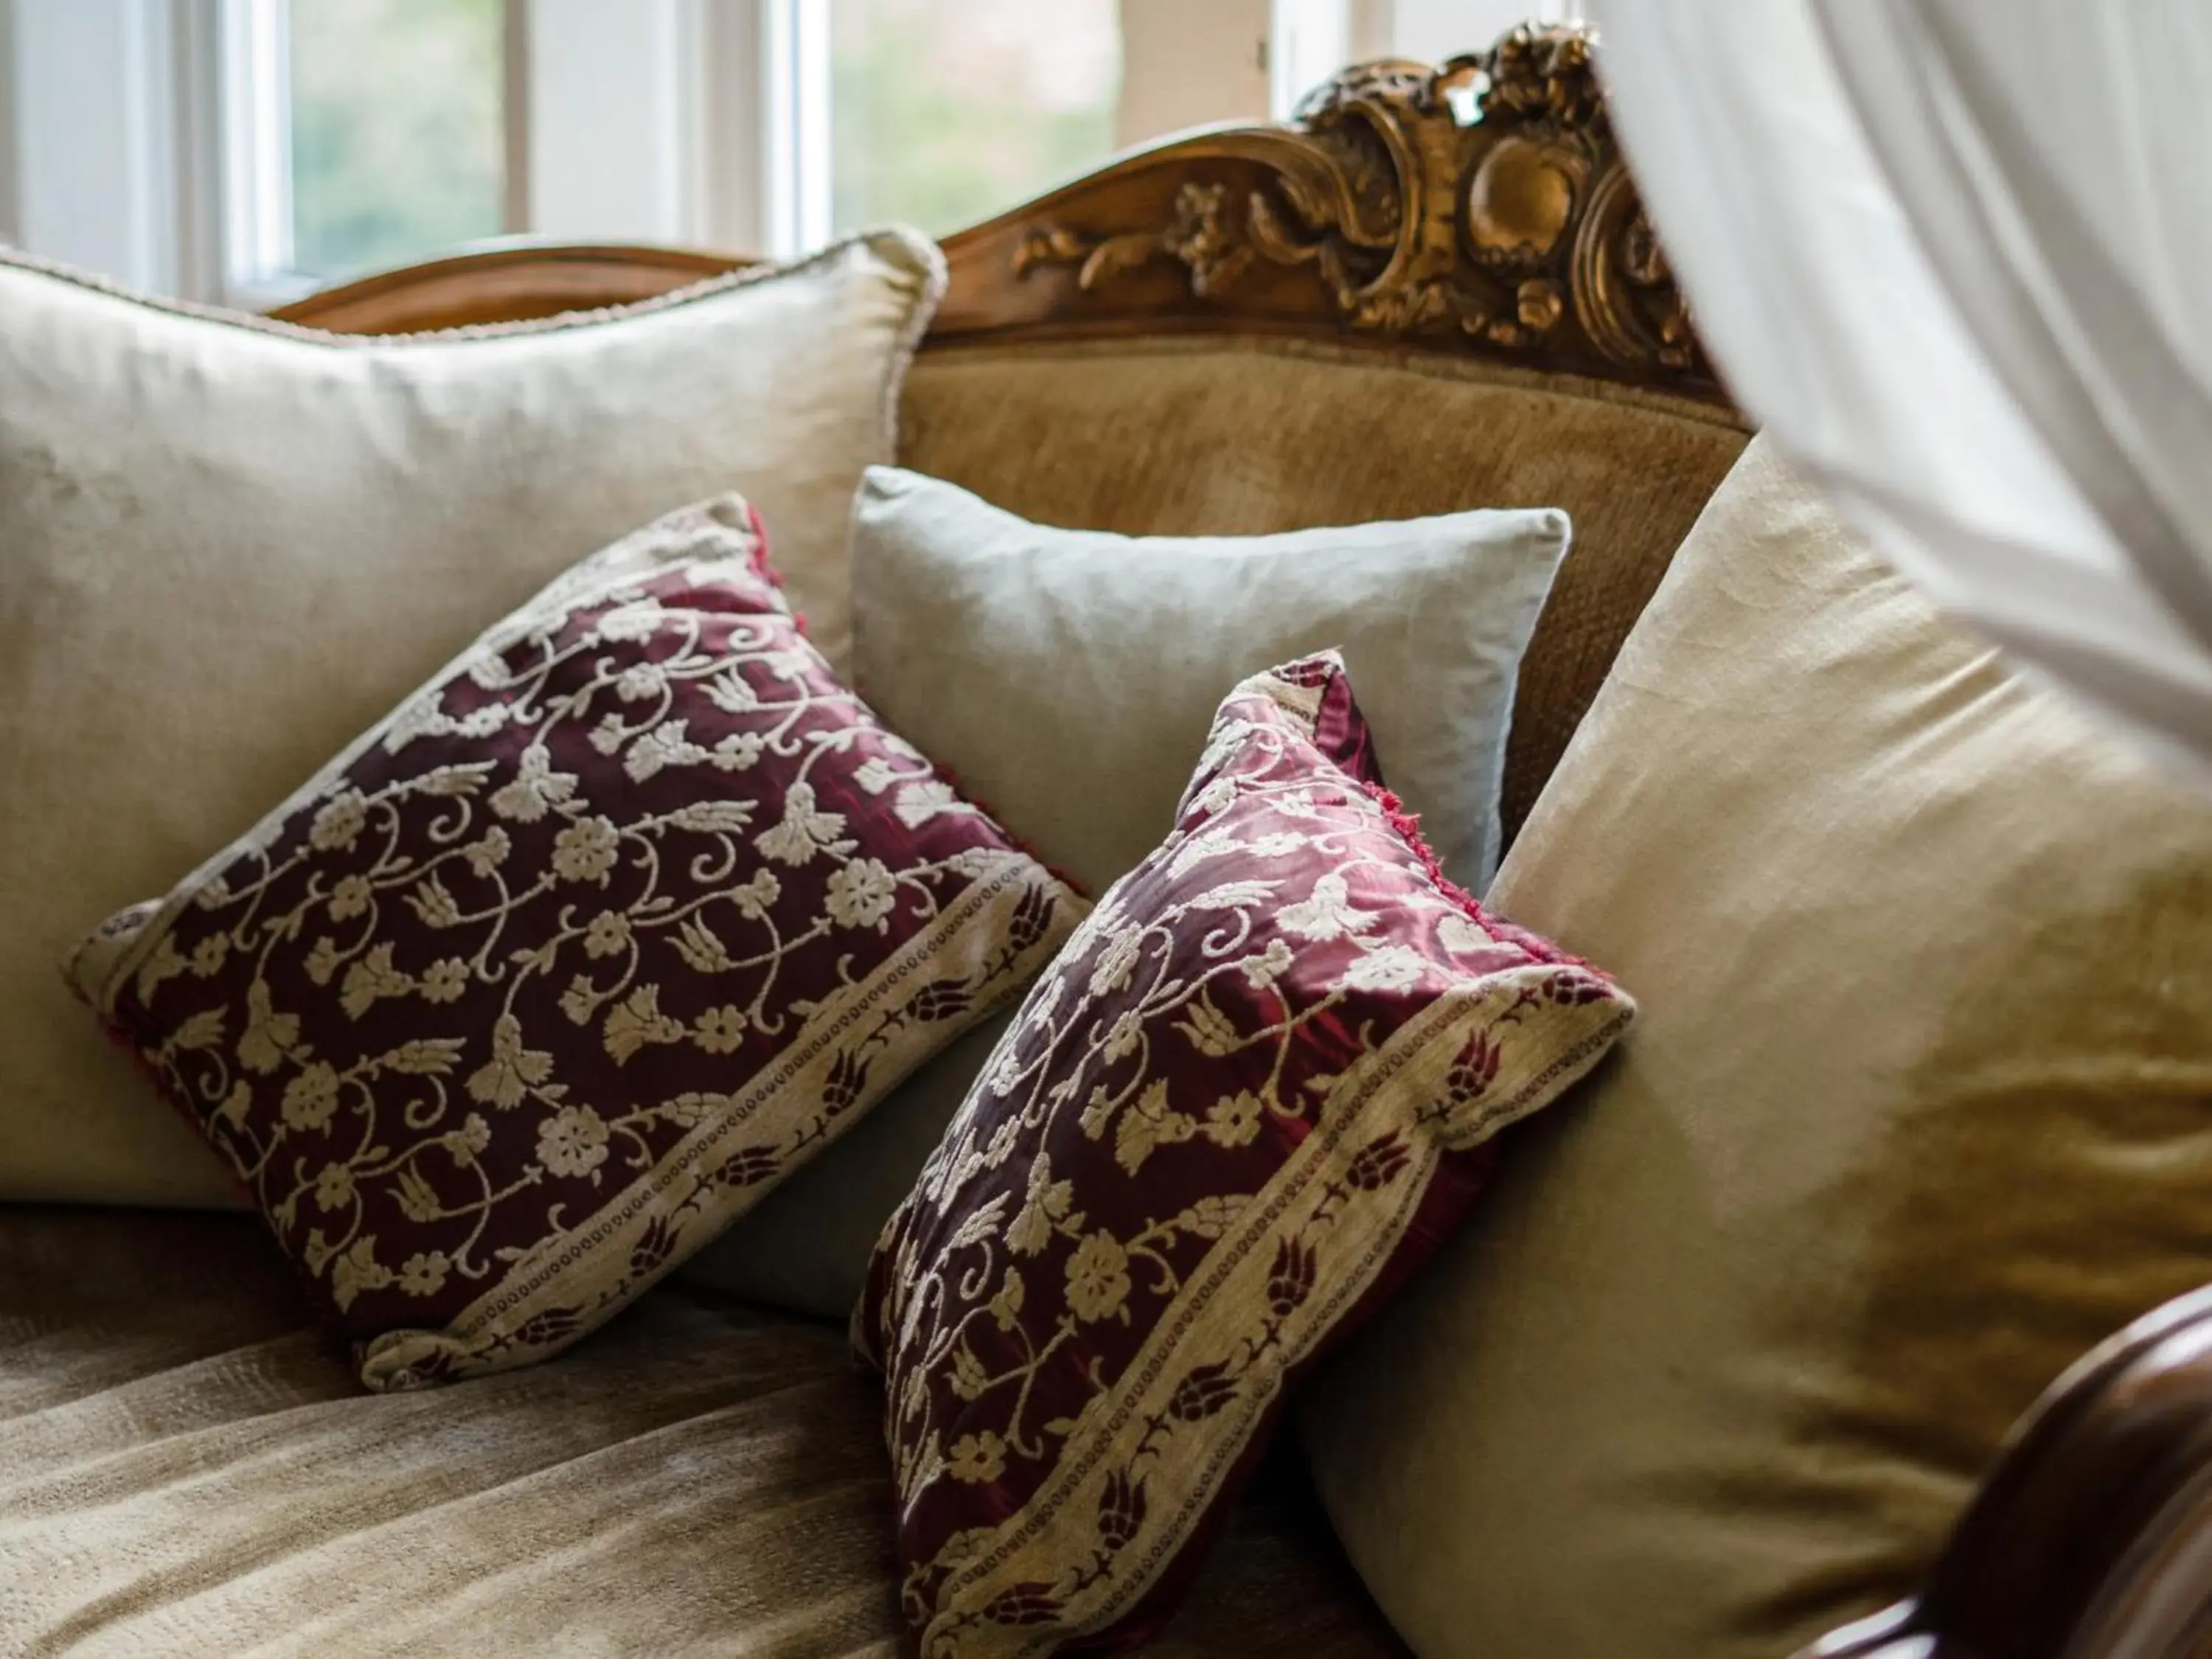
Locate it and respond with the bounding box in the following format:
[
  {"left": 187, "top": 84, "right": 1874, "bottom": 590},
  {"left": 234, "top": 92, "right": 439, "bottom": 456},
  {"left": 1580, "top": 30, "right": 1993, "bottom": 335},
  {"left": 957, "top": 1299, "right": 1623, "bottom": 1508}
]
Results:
[
  {"left": 4, "top": 0, "right": 1516, "bottom": 305},
  {"left": 215, "top": 0, "right": 509, "bottom": 299},
  {"left": 827, "top": 0, "right": 1120, "bottom": 238},
  {"left": 286, "top": 0, "right": 507, "bottom": 282}
]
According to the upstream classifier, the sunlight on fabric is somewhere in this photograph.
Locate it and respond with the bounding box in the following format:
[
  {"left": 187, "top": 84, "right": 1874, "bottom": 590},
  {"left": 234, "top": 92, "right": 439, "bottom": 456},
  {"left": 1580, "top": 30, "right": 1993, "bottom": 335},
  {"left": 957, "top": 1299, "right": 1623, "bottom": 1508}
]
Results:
[{"left": 1587, "top": 0, "right": 2212, "bottom": 780}]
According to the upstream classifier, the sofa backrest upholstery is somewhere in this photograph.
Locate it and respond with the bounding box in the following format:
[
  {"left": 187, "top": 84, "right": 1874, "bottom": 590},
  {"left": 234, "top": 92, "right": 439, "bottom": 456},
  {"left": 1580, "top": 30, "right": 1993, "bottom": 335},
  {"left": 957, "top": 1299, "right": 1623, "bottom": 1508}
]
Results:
[{"left": 901, "top": 340, "right": 1745, "bottom": 840}]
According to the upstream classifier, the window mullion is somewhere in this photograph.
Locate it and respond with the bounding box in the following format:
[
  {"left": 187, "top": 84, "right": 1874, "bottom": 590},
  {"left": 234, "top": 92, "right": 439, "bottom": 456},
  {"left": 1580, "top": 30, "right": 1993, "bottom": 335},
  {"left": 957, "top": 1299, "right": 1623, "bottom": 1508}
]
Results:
[
  {"left": 524, "top": 0, "right": 698, "bottom": 243},
  {"left": 215, "top": 0, "right": 296, "bottom": 299},
  {"left": 760, "top": 0, "right": 829, "bottom": 258},
  {"left": 0, "top": 0, "right": 18, "bottom": 247},
  {"left": 500, "top": 0, "right": 530, "bottom": 235},
  {"left": 1269, "top": 0, "right": 1349, "bottom": 119}
]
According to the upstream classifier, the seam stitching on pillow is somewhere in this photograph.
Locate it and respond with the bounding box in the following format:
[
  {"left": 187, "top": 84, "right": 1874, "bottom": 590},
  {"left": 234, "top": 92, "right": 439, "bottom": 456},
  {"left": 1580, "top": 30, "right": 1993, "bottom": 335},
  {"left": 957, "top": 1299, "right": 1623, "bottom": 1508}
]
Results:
[
  {"left": 0, "top": 226, "right": 942, "bottom": 349},
  {"left": 872, "top": 229, "right": 951, "bottom": 473}
]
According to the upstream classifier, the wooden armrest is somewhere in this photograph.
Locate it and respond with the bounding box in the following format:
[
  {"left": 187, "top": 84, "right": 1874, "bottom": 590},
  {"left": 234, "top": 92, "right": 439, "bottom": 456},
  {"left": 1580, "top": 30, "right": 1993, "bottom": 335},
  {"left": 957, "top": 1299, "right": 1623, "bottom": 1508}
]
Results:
[{"left": 1801, "top": 1287, "right": 2212, "bottom": 1658}]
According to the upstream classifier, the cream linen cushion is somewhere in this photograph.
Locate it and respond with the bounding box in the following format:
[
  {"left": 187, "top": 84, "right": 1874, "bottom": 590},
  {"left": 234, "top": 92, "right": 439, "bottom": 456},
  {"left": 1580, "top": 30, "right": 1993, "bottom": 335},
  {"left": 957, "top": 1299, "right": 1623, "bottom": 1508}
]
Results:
[
  {"left": 0, "top": 232, "right": 942, "bottom": 1206},
  {"left": 1299, "top": 438, "right": 2212, "bottom": 1659}
]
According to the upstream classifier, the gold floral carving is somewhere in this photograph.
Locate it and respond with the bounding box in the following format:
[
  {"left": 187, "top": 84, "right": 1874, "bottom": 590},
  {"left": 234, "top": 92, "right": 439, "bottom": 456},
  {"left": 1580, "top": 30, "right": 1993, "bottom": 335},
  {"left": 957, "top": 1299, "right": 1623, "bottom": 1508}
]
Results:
[
  {"left": 1014, "top": 182, "right": 1255, "bottom": 299},
  {"left": 1009, "top": 24, "right": 1710, "bottom": 391}
]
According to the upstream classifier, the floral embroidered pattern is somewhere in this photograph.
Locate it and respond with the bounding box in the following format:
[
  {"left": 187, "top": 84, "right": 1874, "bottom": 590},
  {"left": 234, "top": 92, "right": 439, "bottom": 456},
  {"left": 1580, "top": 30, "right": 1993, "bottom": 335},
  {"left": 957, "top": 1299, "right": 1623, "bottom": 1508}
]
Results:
[
  {"left": 74, "top": 496, "right": 1082, "bottom": 1391},
  {"left": 858, "top": 653, "right": 1632, "bottom": 1658}
]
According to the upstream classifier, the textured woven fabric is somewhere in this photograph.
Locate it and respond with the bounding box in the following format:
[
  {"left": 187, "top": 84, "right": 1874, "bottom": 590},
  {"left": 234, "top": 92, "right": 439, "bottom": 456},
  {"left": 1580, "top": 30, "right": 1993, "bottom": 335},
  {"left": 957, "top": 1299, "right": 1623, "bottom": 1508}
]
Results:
[
  {"left": 0, "top": 1206, "right": 1405, "bottom": 1659},
  {"left": 897, "top": 336, "right": 1748, "bottom": 845},
  {"left": 1301, "top": 438, "right": 2212, "bottom": 1659},
  {"left": 860, "top": 655, "right": 1632, "bottom": 1657},
  {"left": 2, "top": 232, "right": 942, "bottom": 1208},
  {"left": 68, "top": 499, "right": 1079, "bottom": 1390}
]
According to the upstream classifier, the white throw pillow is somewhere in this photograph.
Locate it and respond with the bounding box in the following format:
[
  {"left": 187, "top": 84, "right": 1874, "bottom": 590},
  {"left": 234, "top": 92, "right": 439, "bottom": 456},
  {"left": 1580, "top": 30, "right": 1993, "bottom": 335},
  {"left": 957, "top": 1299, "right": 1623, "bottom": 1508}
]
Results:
[
  {"left": 844, "top": 466, "right": 1572, "bottom": 898},
  {"left": 0, "top": 232, "right": 942, "bottom": 1205}
]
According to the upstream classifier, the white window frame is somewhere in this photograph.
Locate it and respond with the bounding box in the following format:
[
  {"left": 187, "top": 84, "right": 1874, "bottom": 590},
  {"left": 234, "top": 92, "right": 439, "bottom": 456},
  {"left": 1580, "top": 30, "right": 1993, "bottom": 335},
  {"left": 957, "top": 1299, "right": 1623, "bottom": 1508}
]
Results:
[
  {"left": 4, "top": 0, "right": 1499, "bottom": 305},
  {"left": 1270, "top": 0, "right": 1349, "bottom": 119},
  {"left": 214, "top": 0, "right": 305, "bottom": 306},
  {"left": 760, "top": 0, "right": 830, "bottom": 257}
]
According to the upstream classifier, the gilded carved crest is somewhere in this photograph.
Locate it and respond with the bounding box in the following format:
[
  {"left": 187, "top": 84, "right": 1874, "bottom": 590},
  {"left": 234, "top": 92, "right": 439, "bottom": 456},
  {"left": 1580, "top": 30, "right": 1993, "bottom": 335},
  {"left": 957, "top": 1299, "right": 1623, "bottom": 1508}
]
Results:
[{"left": 1008, "top": 24, "right": 1710, "bottom": 394}]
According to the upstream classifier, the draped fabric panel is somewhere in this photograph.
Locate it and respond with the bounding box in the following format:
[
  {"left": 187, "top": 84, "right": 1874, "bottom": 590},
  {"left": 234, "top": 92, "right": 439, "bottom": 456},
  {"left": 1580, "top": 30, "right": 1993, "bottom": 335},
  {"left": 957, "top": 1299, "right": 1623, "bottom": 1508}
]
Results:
[{"left": 1587, "top": 0, "right": 2212, "bottom": 777}]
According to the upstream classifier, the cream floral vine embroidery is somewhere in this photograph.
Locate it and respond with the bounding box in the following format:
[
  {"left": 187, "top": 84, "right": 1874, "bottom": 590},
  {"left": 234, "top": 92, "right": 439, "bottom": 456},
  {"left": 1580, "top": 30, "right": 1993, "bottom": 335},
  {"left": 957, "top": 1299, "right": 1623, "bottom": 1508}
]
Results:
[
  {"left": 92, "top": 499, "right": 1080, "bottom": 1386},
  {"left": 863, "top": 655, "right": 1632, "bottom": 1655}
]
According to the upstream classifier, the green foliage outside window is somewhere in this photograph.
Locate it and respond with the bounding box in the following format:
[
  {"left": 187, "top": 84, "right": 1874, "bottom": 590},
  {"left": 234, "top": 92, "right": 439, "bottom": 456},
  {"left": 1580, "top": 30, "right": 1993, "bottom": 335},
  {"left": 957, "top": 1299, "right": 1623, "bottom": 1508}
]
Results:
[
  {"left": 290, "top": 0, "right": 503, "bottom": 281},
  {"left": 281, "top": 0, "right": 1119, "bottom": 279},
  {"left": 830, "top": 0, "right": 1120, "bottom": 237}
]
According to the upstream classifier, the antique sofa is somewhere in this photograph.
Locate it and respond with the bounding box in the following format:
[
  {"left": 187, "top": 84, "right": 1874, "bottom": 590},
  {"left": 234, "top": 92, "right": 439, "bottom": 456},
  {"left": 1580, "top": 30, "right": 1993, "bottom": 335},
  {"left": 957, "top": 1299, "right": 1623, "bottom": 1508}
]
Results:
[{"left": 7, "top": 24, "right": 2211, "bottom": 1659}]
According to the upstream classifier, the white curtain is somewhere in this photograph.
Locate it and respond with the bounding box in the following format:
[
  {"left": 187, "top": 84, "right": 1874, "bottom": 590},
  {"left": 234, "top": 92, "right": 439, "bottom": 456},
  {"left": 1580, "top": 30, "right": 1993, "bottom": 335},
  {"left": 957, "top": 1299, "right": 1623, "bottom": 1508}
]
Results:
[{"left": 1583, "top": 0, "right": 2212, "bottom": 779}]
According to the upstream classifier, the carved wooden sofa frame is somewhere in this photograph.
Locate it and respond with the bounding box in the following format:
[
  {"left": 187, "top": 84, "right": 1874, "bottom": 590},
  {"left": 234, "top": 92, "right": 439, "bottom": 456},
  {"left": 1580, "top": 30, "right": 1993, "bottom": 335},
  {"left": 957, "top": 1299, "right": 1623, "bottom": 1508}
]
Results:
[{"left": 277, "top": 26, "right": 2212, "bottom": 1659}]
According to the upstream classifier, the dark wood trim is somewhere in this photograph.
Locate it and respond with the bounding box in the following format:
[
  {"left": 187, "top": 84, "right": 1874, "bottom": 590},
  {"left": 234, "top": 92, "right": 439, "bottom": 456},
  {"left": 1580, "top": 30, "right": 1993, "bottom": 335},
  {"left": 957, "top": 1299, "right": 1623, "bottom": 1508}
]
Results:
[
  {"left": 271, "top": 240, "right": 748, "bottom": 335},
  {"left": 1798, "top": 1286, "right": 2212, "bottom": 1659},
  {"left": 276, "top": 24, "right": 1728, "bottom": 411}
]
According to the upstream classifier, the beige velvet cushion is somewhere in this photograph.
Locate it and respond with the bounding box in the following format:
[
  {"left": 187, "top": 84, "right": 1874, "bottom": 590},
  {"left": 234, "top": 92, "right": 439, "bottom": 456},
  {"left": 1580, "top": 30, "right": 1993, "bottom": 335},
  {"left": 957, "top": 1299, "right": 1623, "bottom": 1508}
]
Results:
[
  {"left": 898, "top": 337, "right": 1749, "bottom": 842},
  {"left": 0, "top": 1206, "right": 1404, "bottom": 1658},
  {"left": 1297, "top": 438, "right": 2212, "bottom": 1658},
  {"left": 0, "top": 232, "right": 940, "bottom": 1207}
]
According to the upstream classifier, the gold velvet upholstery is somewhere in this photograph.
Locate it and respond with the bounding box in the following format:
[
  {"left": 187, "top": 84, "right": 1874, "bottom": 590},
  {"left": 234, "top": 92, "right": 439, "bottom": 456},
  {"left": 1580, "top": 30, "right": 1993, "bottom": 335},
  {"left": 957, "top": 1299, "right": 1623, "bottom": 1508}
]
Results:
[
  {"left": 0, "top": 1207, "right": 1402, "bottom": 1657},
  {"left": 900, "top": 338, "right": 1749, "bottom": 842}
]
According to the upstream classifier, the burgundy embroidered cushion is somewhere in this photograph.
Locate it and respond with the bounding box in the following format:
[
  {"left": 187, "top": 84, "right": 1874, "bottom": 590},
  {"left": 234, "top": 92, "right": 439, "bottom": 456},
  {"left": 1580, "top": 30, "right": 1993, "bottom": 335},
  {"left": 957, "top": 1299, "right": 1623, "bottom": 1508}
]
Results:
[
  {"left": 856, "top": 653, "right": 1633, "bottom": 1657},
  {"left": 69, "top": 497, "right": 1082, "bottom": 1391}
]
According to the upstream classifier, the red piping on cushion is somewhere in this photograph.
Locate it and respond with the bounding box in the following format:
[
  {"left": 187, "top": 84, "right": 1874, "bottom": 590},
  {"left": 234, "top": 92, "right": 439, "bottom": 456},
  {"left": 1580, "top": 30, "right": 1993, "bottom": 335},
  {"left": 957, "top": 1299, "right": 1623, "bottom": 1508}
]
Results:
[
  {"left": 59, "top": 964, "right": 355, "bottom": 1346},
  {"left": 1356, "top": 782, "right": 1607, "bottom": 978},
  {"left": 740, "top": 499, "right": 813, "bottom": 641},
  {"left": 1307, "top": 650, "right": 1607, "bottom": 977},
  {"left": 58, "top": 965, "right": 261, "bottom": 1212},
  {"left": 1360, "top": 782, "right": 1481, "bottom": 917}
]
